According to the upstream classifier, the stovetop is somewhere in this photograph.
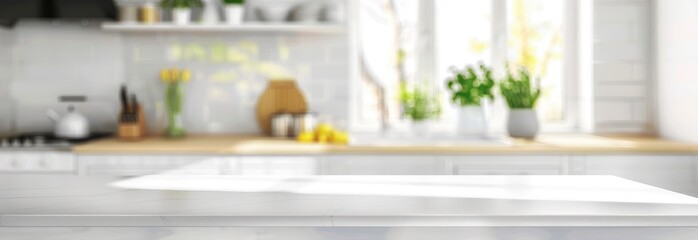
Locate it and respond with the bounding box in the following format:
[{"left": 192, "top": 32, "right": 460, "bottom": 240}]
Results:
[{"left": 0, "top": 133, "right": 114, "bottom": 150}]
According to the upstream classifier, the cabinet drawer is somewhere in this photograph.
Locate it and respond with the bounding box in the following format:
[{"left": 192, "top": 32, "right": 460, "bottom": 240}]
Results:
[
  {"left": 221, "top": 157, "right": 320, "bottom": 175},
  {"left": 451, "top": 155, "right": 564, "bottom": 175},
  {"left": 79, "top": 155, "right": 225, "bottom": 176},
  {"left": 323, "top": 156, "right": 448, "bottom": 175},
  {"left": 0, "top": 152, "right": 75, "bottom": 173}
]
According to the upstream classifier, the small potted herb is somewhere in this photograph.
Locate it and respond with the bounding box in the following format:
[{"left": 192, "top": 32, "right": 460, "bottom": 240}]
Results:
[
  {"left": 222, "top": 0, "right": 245, "bottom": 25},
  {"left": 500, "top": 66, "right": 542, "bottom": 139},
  {"left": 445, "top": 63, "right": 495, "bottom": 136},
  {"left": 399, "top": 83, "right": 441, "bottom": 136},
  {"left": 160, "top": 0, "right": 203, "bottom": 25}
]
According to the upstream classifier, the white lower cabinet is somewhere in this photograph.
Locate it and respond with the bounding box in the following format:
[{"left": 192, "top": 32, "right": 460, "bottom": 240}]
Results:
[
  {"left": 78, "top": 155, "right": 226, "bottom": 176},
  {"left": 450, "top": 155, "right": 566, "bottom": 175},
  {"left": 322, "top": 156, "right": 449, "bottom": 175},
  {"left": 78, "top": 155, "right": 322, "bottom": 176},
  {"left": 570, "top": 155, "right": 697, "bottom": 196},
  {"left": 221, "top": 156, "right": 321, "bottom": 175},
  {"left": 72, "top": 154, "right": 698, "bottom": 197},
  {"left": 0, "top": 152, "right": 75, "bottom": 174}
]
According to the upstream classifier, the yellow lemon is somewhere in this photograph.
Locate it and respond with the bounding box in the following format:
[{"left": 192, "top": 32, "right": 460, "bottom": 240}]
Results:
[
  {"left": 297, "top": 131, "right": 315, "bottom": 143},
  {"left": 316, "top": 123, "right": 333, "bottom": 136},
  {"left": 330, "top": 131, "right": 349, "bottom": 145},
  {"left": 316, "top": 134, "right": 329, "bottom": 143}
]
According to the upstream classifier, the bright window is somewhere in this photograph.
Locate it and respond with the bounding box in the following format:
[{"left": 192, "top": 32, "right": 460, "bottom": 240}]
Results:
[{"left": 355, "top": 0, "right": 573, "bottom": 132}]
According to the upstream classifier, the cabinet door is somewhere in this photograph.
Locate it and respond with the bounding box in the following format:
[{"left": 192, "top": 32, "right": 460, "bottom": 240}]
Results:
[
  {"left": 0, "top": 152, "right": 75, "bottom": 174},
  {"left": 78, "top": 155, "right": 226, "bottom": 176},
  {"left": 572, "top": 155, "right": 696, "bottom": 196},
  {"left": 0, "top": 152, "right": 19, "bottom": 171},
  {"left": 323, "top": 156, "right": 449, "bottom": 175},
  {"left": 220, "top": 156, "right": 321, "bottom": 175},
  {"left": 450, "top": 155, "right": 565, "bottom": 175}
]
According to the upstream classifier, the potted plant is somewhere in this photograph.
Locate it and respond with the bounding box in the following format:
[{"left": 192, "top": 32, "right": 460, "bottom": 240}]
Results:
[
  {"left": 160, "top": 0, "right": 203, "bottom": 25},
  {"left": 160, "top": 68, "right": 191, "bottom": 138},
  {"left": 500, "top": 66, "right": 542, "bottom": 139},
  {"left": 399, "top": 83, "right": 442, "bottom": 136},
  {"left": 222, "top": 0, "right": 245, "bottom": 25},
  {"left": 445, "top": 63, "right": 495, "bottom": 136},
  {"left": 200, "top": 0, "right": 221, "bottom": 25}
]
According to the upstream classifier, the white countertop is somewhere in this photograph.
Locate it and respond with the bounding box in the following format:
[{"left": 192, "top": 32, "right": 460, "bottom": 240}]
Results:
[{"left": 2, "top": 175, "right": 698, "bottom": 227}]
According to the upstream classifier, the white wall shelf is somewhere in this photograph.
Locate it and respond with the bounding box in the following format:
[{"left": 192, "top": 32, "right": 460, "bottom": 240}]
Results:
[{"left": 101, "top": 23, "right": 346, "bottom": 33}]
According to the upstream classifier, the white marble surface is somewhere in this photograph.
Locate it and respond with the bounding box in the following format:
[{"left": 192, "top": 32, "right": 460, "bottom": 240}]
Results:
[{"left": 2, "top": 175, "right": 698, "bottom": 227}]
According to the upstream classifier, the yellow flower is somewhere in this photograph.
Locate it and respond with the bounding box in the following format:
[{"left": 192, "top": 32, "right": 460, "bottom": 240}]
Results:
[
  {"left": 160, "top": 69, "right": 172, "bottom": 83},
  {"left": 161, "top": 68, "right": 192, "bottom": 83},
  {"left": 170, "top": 68, "right": 180, "bottom": 82},
  {"left": 181, "top": 70, "right": 191, "bottom": 82}
]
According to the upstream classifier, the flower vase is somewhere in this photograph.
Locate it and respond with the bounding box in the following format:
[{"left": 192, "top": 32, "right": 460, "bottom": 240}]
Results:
[{"left": 166, "top": 82, "right": 186, "bottom": 138}]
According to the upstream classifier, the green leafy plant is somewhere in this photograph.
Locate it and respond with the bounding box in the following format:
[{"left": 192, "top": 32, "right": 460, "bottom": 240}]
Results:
[
  {"left": 445, "top": 63, "right": 496, "bottom": 106},
  {"left": 223, "top": 0, "right": 245, "bottom": 4},
  {"left": 398, "top": 83, "right": 442, "bottom": 122},
  {"left": 160, "top": 0, "right": 203, "bottom": 9},
  {"left": 500, "top": 66, "right": 541, "bottom": 109}
]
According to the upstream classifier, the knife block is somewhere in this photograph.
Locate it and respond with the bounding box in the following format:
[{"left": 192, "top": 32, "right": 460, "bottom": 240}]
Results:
[{"left": 118, "top": 104, "right": 147, "bottom": 141}]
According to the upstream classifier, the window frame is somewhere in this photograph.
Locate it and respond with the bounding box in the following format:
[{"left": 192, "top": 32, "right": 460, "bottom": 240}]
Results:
[{"left": 349, "top": 0, "right": 581, "bottom": 133}]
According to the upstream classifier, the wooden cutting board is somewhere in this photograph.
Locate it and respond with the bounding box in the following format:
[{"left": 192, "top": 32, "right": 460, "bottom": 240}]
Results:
[{"left": 256, "top": 79, "right": 308, "bottom": 135}]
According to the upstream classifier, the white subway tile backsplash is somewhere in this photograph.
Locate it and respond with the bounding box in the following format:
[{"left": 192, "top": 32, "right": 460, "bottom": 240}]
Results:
[
  {"left": 595, "top": 122, "right": 648, "bottom": 133},
  {"left": 594, "top": 101, "right": 634, "bottom": 124},
  {"left": 595, "top": 2, "right": 648, "bottom": 23},
  {"left": 328, "top": 45, "right": 349, "bottom": 60},
  {"left": 595, "top": 84, "right": 646, "bottom": 98},
  {"left": 0, "top": 100, "right": 12, "bottom": 133},
  {"left": 633, "top": 101, "right": 649, "bottom": 122},
  {"left": 0, "top": 20, "right": 350, "bottom": 134},
  {"left": 595, "top": 23, "right": 633, "bottom": 43},
  {"left": 309, "top": 64, "right": 348, "bottom": 80},
  {"left": 593, "top": 0, "right": 651, "bottom": 133},
  {"left": 289, "top": 46, "right": 329, "bottom": 63},
  {"left": 13, "top": 101, "right": 119, "bottom": 133},
  {"left": 594, "top": 43, "right": 647, "bottom": 61},
  {"left": 121, "top": 37, "right": 349, "bottom": 134},
  {"left": 594, "top": 63, "right": 645, "bottom": 82}
]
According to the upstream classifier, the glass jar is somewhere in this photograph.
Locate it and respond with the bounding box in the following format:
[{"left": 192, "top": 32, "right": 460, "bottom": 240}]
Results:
[{"left": 138, "top": 3, "right": 159, "bottom": 24}]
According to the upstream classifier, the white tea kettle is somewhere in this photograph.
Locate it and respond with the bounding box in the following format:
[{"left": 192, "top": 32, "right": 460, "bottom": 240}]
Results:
[{"left": 47, "top": 105, "right": 90, "bottom": 139}]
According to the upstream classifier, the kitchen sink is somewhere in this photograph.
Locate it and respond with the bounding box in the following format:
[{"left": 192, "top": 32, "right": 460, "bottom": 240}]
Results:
[{"left": 349, "top": 133, "right": 512, "bottom": 147}]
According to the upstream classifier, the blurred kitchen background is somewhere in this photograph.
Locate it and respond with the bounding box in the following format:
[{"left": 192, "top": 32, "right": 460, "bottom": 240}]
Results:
[
  {"left": 0, "top": 0, "right": 350, "bottom": 136},
  {"left": 0, "top": 0, "right": 696, "bottom": 143}
]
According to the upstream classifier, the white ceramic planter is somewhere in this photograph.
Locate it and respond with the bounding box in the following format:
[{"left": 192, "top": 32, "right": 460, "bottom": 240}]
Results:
[
  {"left": 172, "top": 8, "right": 191, "bottom": 25},
  {"left": 507, "top": 109, "right": 540, "bottom": 139},
  {"left": 225, "top": 5, "right": 244, "bottom": 25},
  {"left": 458, "top": 105, "right": 488, "bottom": 137},
  {"left": 201, "top": 0, "right": 219, "bottom": 25}
]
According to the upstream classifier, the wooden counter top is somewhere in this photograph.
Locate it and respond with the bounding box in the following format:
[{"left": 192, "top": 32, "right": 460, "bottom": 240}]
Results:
[{"left": 72, "top": 134, "right": 698, "bottom": 155}]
